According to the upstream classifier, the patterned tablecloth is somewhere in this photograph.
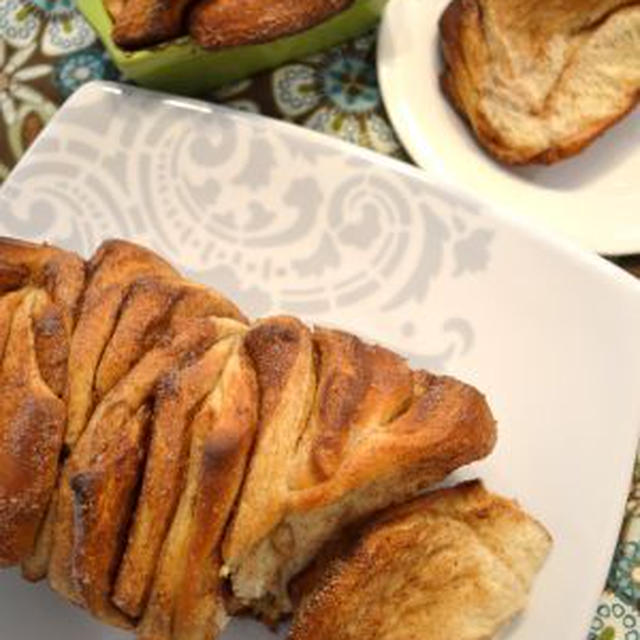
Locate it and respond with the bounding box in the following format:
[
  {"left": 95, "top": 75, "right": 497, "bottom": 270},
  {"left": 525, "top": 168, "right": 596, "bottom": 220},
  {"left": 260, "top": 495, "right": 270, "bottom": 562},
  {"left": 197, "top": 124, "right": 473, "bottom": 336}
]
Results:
[{"left": 0, "top": 2, "right": 639, "bottom": 638}]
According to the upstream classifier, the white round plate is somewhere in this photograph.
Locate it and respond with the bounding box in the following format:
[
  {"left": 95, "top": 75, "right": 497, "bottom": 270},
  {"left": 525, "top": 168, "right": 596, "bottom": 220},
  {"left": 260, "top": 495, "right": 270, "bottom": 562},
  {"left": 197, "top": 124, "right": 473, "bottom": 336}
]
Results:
[{"left": 377, "top": 0, "right": 640, "bottom": 255}]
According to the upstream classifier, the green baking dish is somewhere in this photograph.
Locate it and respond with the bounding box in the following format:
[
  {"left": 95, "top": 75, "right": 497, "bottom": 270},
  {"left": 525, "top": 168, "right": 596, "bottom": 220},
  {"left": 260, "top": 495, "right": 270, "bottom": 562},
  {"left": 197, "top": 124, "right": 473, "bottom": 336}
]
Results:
[{"left": 77, "top": 0, "right": 387, "bottom": 94}]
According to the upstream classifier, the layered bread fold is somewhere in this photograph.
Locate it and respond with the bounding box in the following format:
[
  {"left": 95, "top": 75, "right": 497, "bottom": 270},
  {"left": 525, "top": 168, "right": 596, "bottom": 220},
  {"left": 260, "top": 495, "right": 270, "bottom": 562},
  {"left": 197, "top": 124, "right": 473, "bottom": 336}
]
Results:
[
  {"left": 289, "top": 480, "right": 552, "bottom": 640},
  {"left": 223, "top": 324, "right": 496, "bottom": 620},
  {"left": 49, "top": 316, "right": 246, "bottom": 627},
  {"left": 137, "top": 337, "right": 258, "bottom": 640}
]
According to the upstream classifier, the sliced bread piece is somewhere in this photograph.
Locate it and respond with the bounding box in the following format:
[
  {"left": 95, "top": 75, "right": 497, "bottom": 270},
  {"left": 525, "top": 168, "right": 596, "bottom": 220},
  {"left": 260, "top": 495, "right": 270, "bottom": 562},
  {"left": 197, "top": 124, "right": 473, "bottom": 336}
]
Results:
[
  {"left": 440, "top": 0, "right": 640, "bottom": 164},
  {"left": 289, "top": 480, "right": 551, "bottom": 640}
]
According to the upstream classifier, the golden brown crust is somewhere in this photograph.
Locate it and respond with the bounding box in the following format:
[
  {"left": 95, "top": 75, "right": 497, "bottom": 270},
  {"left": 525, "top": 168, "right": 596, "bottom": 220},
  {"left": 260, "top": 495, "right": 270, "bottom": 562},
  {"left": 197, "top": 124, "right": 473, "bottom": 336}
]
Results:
[
  {"left": 289, "top": 481, "right": 551, "bottom": 640},
  {"left": 0, "top": 240, "right": 84, "bottom": 570},
  {"left": 138, "top": 341, "right": 258, "bottom": 640},
  {"left": 243, "top": 316, "right": 311, "bottom": 425},
  {"left": 112, "top": 0, "right": 195, "bottom": 50},
  {"left": 224, "top": 323, "right": 496, "bottom": 620},
  {"left": 0, "top": 292, "right": 66, "bottom": 567},
  {"left": 33, "top": 301, "right": 70, "bottom": 398},
  {"left": 0, "top": 238, "right": 85, "bottom": 320},
  {"left": 69, "top": 406, "right": 150, "bottom": 629},
  {"left": 439, "top": 0, "right": 640, "bottom": 164},
  {"left": 49, "top": 318, "right": 228, "bottom": 620},
  {"left": 64, "top": 241, "right": 179, "bottom": 449},
  {"left": 92, "top": 277, "right": 181, "bottom": 400},
  {"left": 291, "top": 329, "right": 413, "bottom": 490},
  {"left": 0, "top": 260, "right": 29, "bottom": 293},
  {"left": 113, "top": 335, "right": 239, "bottom": 619},
  {"left": 188, "top": 0, "right": 354, "bottom": 49},
  {"left": 65, "top": 240, "right": 245, "bottom": 449}
]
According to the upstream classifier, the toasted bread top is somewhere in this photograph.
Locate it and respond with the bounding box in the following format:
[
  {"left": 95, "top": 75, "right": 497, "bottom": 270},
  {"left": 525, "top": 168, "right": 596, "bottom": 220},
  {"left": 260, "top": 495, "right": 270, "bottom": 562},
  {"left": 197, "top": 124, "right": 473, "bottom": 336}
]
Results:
[
  {"left": 138, "top": 339, "right": 258, "bottom": 640},
  {"left": 189, "top": 0, "right": 354, "bottom": 49},
  {"left": 223, "top": 324, "right": 496, "bottom": 619},
  {"left": 0, "top": 291, "right": 66, "bottom": 567},
  {"left": 65, "top": 240, "right": 246, "bottom": 448}
]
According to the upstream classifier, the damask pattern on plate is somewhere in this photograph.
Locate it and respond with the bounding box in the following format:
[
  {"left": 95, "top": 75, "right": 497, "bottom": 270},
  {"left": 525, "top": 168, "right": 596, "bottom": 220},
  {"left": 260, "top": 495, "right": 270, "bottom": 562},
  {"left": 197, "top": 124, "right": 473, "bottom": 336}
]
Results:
[{"left": 0, "top": 82, "right": 493, "bottom": 371}]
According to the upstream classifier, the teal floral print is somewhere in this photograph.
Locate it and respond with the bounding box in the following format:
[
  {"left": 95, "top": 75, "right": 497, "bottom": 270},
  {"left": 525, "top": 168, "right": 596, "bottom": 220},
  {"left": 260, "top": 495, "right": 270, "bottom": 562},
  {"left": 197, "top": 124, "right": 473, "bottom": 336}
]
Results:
[
  {"left": 270, "top": 32, "right": 402, "bottom": 156},
  {"left": 53, "top": 48, "right": 118, "bottom": 98},
  {"left": 590, "top": 592, "right": 640, "bottom": 640},
  {"left": 0, "top": 0, "right": 95, "bottom": 56}
]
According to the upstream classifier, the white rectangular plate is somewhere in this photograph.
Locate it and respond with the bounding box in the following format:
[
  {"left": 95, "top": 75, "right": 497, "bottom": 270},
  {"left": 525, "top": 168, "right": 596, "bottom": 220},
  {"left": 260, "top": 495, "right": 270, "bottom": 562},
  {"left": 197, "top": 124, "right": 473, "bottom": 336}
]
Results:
[{"left": 1, "top": 81, "right": 639, "bottom": 640}]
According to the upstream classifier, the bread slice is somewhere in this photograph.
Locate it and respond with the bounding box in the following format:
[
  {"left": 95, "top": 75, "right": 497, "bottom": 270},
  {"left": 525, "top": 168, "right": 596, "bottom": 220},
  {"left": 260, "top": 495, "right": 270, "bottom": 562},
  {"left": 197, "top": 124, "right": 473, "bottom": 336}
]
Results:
[
  {"left": 222, "top": 322, "right": 496, "bottom": 621},
  {"left": 189, "top": 0, "right": 353, "bottom": 50},
  {"left": 64, "top": 240, "right": 177, "bottom": 450},
  {"left": 289, "top": 480, "right": 551, "bottom": 640},
  {"left": 0, "top": 240, "right": 84, "bottom": 573},
  {"left": 440, "top": 0, "right": 640, "bottom": 164},
  {"left": 137, "top": 338, "right": 258, "bottom": 640},
  {"left": 49, "top": 317, "right": 245, "bottom": 628},
  {"left": 0, "top": 291, "right": 66, "bottom": 567}
]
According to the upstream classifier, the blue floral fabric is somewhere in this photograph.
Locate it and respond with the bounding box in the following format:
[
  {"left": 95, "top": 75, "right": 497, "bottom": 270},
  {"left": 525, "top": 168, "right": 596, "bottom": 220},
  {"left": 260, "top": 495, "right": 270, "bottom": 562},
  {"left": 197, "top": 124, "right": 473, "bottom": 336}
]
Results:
[{"left": 0, "top": 3, "right": 638, "bottom": 637}]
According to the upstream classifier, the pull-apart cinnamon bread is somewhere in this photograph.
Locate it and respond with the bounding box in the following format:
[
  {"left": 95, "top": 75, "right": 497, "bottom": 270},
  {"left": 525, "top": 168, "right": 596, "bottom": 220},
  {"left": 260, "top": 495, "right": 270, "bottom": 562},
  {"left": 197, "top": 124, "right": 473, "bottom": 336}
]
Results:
[{"left": 0, "top": 236, "right": 552, "bottom": 640}]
